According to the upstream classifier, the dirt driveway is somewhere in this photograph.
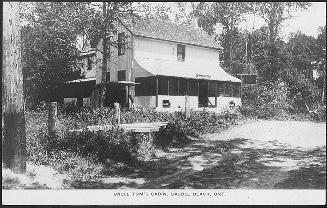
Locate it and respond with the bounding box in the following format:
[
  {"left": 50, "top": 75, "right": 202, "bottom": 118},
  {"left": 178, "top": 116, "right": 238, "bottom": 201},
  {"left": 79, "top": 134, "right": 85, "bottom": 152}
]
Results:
[
  {"left": 3, "top": 120, "right": 326, "bottom": 189},
  {"left": 205, "top": 120, "right": 326, "bottom": 151},
  {"left": 68, "top": 119, "right": 326, "bottom": 189}
]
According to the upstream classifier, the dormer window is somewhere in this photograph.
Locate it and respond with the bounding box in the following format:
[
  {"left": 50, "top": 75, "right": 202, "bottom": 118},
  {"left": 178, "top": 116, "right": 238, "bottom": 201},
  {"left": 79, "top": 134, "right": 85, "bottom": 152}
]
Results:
[
  {"left": 177, "top": 44, "right": 185, "bottom": 61},
  {"left": 118, "top": 32, "right": 125, "bottom": 56}
]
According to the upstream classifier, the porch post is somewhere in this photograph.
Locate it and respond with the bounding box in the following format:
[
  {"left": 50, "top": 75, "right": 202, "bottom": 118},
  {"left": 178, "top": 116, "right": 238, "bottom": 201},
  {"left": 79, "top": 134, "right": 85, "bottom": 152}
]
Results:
[
  {"left": 208, "top": 80, "right": 209, "bottom": 107},
  {"left": 215, "top": 81, "right": 217, "bottom": 107},
  {"left": 187, "top": 79, "right": 190, "bottom": 95},
  {"left": 197, "top": 80, "right": 200, "bottom": 108},
  {"left": 156, "top": 76, "right": 159, "bottom": 107}
]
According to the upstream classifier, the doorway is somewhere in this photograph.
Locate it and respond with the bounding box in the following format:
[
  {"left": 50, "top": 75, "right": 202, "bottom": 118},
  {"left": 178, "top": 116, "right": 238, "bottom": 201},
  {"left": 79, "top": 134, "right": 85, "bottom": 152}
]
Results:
[
  {"left": 198, "top": 80, "right": 208, "bottom": 107},
  {"left": 104, "top": 85, "right": 128, "bottom": 108}
]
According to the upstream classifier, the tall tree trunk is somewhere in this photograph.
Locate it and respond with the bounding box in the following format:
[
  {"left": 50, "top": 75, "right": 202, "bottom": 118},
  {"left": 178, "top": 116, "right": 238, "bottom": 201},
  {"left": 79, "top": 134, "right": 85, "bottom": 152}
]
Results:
[
  {"left": 2, "top": 2, "right": 26, "bottom": 173},
  {"left": 229, "top": 30, "right": 233, "bottom": 72},
  {"left": 99, "top": 2, "right": 108, "bottom": 107},
  {"left": 323, "top": 68, "right": 326, "bottom": 105}
]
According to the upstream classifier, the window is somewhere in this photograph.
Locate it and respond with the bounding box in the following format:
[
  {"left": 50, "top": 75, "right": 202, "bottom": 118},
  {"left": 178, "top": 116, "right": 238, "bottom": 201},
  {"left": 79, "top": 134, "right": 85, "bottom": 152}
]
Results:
[
  {"left": 135, "top": 77, "right": 156, "bottom": 96},
  {"left": 158, "top": 77, "right": 168, "bottom": 95},
  {"left": 177, "top": 44, "right": 185, "bottom": 61},
  {"left": 189, "top": 80, "right": 198, "bottom": 96},
  {"left": 118, "top": 32, "right": 126, "bottom": 56},
  {"left": 225, "top": 82, "right": 233, "bottom": 97},
  {"left": 233, "top": 83, "right": 241, "bottom": 97},
  {"left": 118, "top": 70, "right": 126, "bottom": 81},
  {"left": 208, "top": 81, "right": 216, "bottom": 97},
  {"left": 179, "top": 79, "right": 188, "bottom": 96},
  {"left": 217, "top": 82, "right": 225, "bottom": 96},
  {"left": 106, "top": 72, "right": 110, "bottom": 82},
  {"left": 169, "top": 78, "right": 178, "bottom": 96},
  {"left": 87, "top": 56, "right": 93, "bottom": 71}
]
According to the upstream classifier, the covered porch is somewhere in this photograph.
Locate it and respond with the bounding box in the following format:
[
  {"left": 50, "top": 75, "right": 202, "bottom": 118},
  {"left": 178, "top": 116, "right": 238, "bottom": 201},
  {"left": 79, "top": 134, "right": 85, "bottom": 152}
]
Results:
[
  {"left": 133, "top": 57, "right": 242, "bottom": 111},
  {"left": 91, "top": 81, "right": 139, "bottom": 109}
]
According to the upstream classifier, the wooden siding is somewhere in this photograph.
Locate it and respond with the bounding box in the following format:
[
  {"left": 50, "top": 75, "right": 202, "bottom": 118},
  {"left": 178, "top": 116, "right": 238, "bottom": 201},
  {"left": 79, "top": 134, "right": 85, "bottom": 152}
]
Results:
[
  {"left": 95, "top": 21, "right": 134, "bottom": 84},
  {"left": 134, "top": 36, "right": 220, "bottom": 64}
]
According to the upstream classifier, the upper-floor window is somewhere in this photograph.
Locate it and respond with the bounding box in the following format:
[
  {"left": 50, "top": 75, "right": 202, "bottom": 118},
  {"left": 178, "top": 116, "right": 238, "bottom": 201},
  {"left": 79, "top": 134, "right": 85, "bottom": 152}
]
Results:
[
  {"left": 87, "top": 56, "right": 93, "bottom": 71},
  {"left": 118, "top": 32, "right": 126, "bottom": 56},
  {"left": 118, "top": 70, "right": 126, "bottom": 81},
  {"left": 106, "top": 72, "right": 110, "bottom": 82},
  {"left": 177, "top": 44, "right": 185, "bottom": 61}
]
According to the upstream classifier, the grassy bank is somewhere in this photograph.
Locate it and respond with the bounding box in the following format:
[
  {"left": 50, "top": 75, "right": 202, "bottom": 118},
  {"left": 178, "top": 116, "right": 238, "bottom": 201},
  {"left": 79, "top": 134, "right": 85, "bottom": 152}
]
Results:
[{"left": 25, "top": 107, "right": 240, "bottom": 183}]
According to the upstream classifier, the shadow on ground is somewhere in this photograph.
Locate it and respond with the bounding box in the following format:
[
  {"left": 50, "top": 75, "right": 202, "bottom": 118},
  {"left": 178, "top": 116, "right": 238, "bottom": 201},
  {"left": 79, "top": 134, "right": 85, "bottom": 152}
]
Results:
[{"left": 69, "top": 137, "right": 326, "bottom": 189}]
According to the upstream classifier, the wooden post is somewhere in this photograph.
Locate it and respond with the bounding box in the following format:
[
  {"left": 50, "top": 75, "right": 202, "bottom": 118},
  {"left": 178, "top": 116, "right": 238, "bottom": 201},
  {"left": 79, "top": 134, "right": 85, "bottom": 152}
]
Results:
[
  {"left": 114, "top": 102, "right": 121, "bottom": 125},
  {"left": 156, "top": 76, "right": 159, "bottom": 107},
  {"left": 185, "top": 95, "right": 190, "bottom": 119},
  {"left": 48, "top": 102, "right": 57, "bottom": 134},
  {"left": 2, "top": 2, "right": 26, "bottom": 173}
]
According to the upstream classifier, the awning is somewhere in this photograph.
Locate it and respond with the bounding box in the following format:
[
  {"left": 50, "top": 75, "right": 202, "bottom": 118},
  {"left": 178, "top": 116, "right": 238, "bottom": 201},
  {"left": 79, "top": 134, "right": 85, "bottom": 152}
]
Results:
[
  {"left": 93, "top": 81, "right": 140, "bottom": 89},
  {"left": 66, "top": 77, "right": 96, "bottom": 83},
  {"left": 134, "top": 57, "right": 241, "bottom": 82},
  {"left": 63, "top": 78, "right": 96, "bottom": 97}
]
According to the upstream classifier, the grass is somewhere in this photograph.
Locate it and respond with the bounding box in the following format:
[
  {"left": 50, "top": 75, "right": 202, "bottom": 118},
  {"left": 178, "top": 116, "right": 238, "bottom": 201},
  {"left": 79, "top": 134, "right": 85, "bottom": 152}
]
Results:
[{"left": 23, "top": 107, "right": 241, "bottom": 185}]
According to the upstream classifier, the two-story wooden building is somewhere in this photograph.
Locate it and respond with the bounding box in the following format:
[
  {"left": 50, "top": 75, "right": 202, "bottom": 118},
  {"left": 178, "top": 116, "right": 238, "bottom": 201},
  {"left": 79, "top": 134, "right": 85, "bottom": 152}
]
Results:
[{"left": 65, "top": 17, "right": 242, "bottom": 112}]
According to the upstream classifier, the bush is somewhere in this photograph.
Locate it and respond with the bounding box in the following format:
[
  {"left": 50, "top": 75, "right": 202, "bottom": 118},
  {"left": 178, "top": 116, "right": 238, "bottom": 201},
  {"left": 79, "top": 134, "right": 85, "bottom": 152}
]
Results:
[
  {"left": 241, "top": 82, "right": 290, "bottom": 119},
  {"left": 48, "top": 127, "right": 137, "bottom": 164},
  {"left": 24, "top": 106, "right": 240, "bottom": 182},
  {"left": 309, "top": 105, "right": 326, "bottom": 122}
]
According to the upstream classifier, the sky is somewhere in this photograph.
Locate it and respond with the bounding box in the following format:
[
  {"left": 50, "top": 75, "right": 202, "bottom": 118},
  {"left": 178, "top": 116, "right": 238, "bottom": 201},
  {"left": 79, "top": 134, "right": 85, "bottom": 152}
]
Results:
[
  {"left": 137, "top": 2, "right": 326, "bottom": 42},
  {"left": 238, "top": 2, "right": 326, "bottom": 41}
]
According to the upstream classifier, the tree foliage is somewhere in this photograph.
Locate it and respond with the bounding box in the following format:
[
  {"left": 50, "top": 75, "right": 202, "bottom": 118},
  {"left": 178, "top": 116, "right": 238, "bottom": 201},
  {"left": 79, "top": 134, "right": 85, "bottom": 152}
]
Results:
[
  {"left": 21, "top": 2, "right": 135, "bottom": 106},
  {"left": 193, "top": 2, "right": 253, "bottom": 74},
  {"left": 134, "top": 2, "right": 172, "bottom": 21},
  {"left": 254, "top": 2, "right": 311, "bottom": 44},
  {"left": 22, "top": 2, "right": 92, "bottom": 106}
]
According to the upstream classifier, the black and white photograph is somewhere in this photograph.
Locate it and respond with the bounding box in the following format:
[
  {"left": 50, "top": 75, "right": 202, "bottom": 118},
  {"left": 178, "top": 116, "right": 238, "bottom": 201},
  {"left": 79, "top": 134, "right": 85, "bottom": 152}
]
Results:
[{"left": 2, "top": 1, "right": 326, "bottom": 205}]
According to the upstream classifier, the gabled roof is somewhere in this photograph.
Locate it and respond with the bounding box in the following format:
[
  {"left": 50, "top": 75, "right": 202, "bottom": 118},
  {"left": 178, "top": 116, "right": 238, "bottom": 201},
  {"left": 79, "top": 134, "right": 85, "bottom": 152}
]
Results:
[{"left": 121, "top": 17, "right": 222, "bottom": 50}]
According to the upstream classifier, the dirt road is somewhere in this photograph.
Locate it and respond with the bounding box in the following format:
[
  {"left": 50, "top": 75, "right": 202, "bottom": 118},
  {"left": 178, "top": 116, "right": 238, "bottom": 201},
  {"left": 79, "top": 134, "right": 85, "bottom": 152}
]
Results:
[
  {"left": 204, "top": 120, "right": 326, "bottom": 151},
  {"left": 3, "top": 120, "right": 326, "bottom": 189},
  {"left": 126, "top": 120, "right": 326, "bottom": 189}
]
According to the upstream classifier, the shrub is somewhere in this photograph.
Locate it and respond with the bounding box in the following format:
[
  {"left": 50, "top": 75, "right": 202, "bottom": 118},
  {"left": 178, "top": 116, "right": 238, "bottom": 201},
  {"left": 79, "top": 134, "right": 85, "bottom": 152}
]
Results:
[
  {"left": 24, "top": 105, "right": 241, "bottom": 182},
  {"left": 241, "top": 82, "right": 290, "bottom": 119},
  {"left": 48, "top": 127, "right": 137, "bottom": 164},
  {"left": 309, "top": 105, "right": 326, "bottom": 122}
]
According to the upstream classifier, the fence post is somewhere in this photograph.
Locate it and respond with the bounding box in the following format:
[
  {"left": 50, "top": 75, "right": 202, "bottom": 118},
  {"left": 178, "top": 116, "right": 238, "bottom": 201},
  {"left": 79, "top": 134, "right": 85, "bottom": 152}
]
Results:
[
  {"left": 48, "top": 102, "right": 57, "bottom": 134},
  {"left": 114, "top": 102, "right": 121, "bottom": 125},
  {"left": 185, "top": 95, "right": 190, "bottom": 119}
]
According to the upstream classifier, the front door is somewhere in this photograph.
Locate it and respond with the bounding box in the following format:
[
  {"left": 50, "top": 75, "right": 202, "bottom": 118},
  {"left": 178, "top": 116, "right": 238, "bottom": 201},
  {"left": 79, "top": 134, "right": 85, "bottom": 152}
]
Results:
[{"left": 198, "top": 80, "right": 208, "bottom": 107}]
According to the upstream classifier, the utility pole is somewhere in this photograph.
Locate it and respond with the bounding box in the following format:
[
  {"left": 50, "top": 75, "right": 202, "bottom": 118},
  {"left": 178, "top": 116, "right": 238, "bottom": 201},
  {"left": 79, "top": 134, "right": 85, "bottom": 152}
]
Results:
[
  {"left": 2, "top": 2, "right": 27, "bottom": 173},
  {"left": 322, "top": 48, "right": 326, "bottom": 105}
]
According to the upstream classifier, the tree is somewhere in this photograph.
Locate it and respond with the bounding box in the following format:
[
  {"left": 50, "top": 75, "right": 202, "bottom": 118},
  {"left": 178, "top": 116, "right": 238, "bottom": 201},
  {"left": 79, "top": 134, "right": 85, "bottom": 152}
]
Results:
[
  {"left": 250, "top": 26, "right": 288, "bottom": 84},
  {"left": 174, "top": 2, "right": 200, "bottom": 26},
  {"left": 87, "top": 2, "right": 134, "bottom": 107},
  {"left": 316, "top": 26, "right": 326, "bottom": 104},
  {"left": 194, "top": 2, "right": 252, "bottom": 72},
  {"left": 254, "top": 2, "right": 311, "bottom": 44},
  {"left": 2, "top": 2, "right": 26, "bottom": 173},
  {"left": 21, "top": 2, "right": 92, "bottom": 107},
  {"left": 134, "top": 2, "right": 172, "bottom": 21},
  {"left": 286, "top": 32, "right": 319, "bottom": 80},
  {"left": 251, "top": 2, "right": 311, "bottom": 84}
]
